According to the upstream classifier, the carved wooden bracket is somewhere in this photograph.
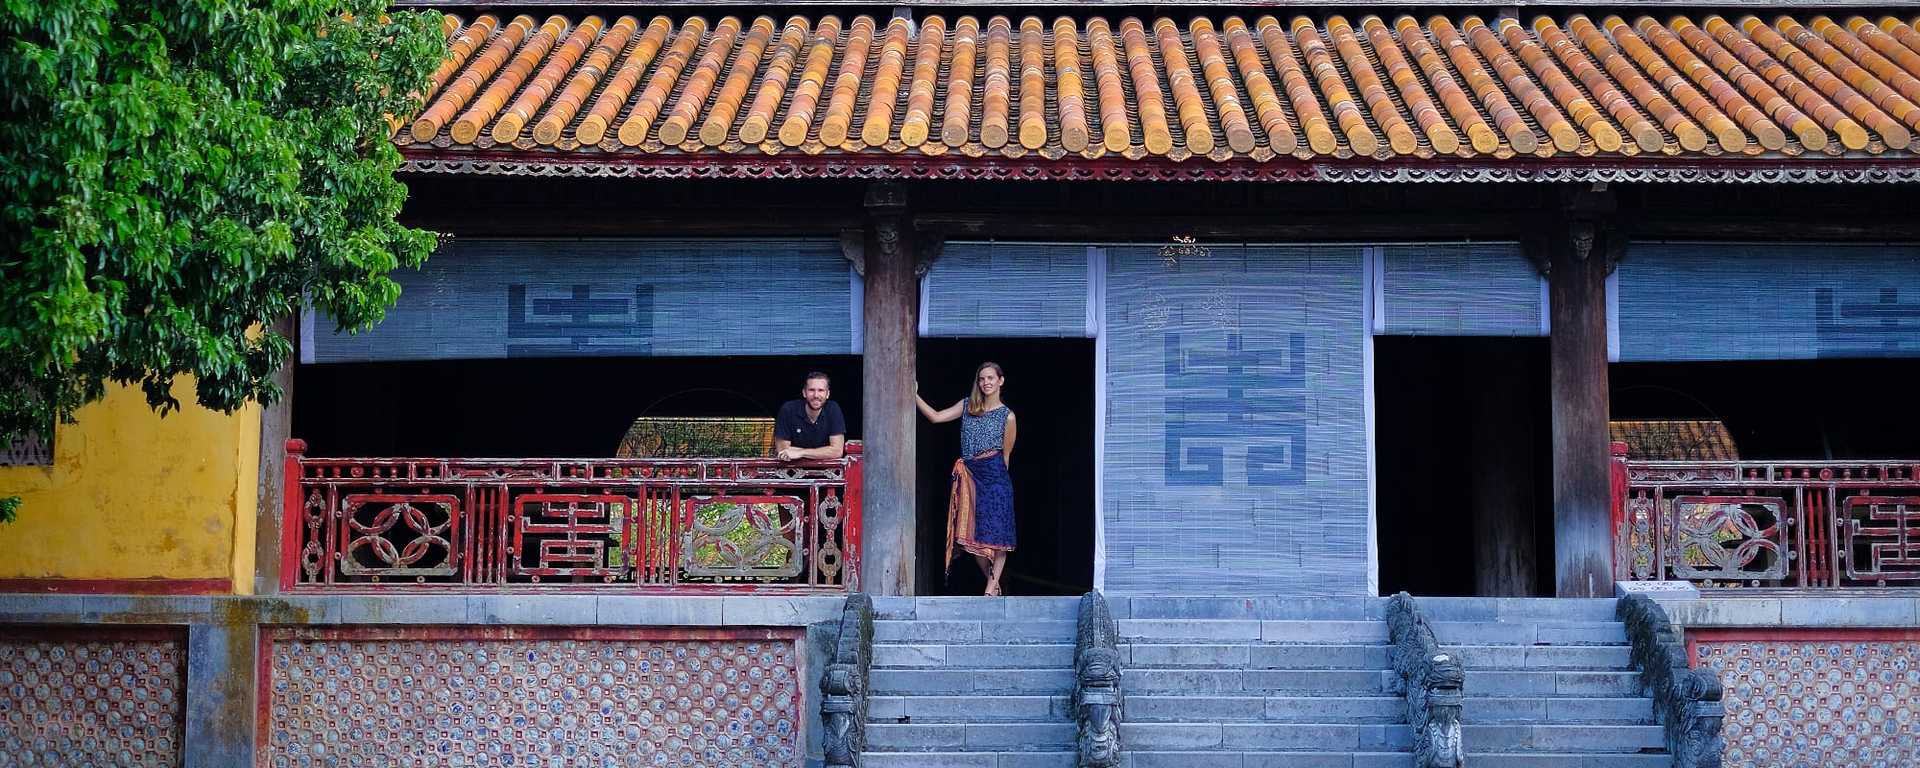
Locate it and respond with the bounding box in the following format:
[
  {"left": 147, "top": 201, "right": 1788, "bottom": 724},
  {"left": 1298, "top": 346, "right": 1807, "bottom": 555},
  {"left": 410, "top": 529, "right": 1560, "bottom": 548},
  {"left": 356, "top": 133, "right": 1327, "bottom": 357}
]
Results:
[
  {"left": 1526, "top": 185, "right": 1624, "bottom": 277},
  {"left": 839, "top": 230, "right": 865, "bottom": 277},
  {"left": 847, "top": 182, "right": 943, "bottom": 278}
]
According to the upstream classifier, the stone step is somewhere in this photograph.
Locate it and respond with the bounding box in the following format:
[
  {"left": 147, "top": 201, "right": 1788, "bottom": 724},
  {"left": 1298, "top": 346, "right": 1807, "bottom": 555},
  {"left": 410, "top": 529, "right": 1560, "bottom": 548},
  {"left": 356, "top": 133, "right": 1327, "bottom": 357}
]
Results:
[
  {"left": 1126, "top": 752, "right": 1414, "bottom": 768},
  {"left": 874, "top": 620, "right": 1076, "bottom": 645},
  {"left": 872, "top": 643, "right": 1075, "bottom": 669},
  {"left": 1463, "top": 724, "right": 1666, "bottom": 753},
  {"left": 1430, "top": 621, "right": 1628, "bottom": 646},
  {"left": 871, "top": 667, "right": 1074, "bottom": 695},
  {"left": 873, "top": 596, "right": 1082, "bottom": 621},
  {"left": 1121, "top": 620, "right": 1389, "bottom": 644},
  {"left": 1122, "top": 596, "right": 1390, "bottom": 621},
  {"left": 1124, "top": 642, "right": 1391, "bottom": 669},
  {"left": 1451, "top": 644, "right": 1633, "bottom": 670},
  {"left": 1126, "top": 668, "right": 1396, "bottom": 695},
  {"left": 1465, "top": 670, "right": 1644, "bottom": 697},
  {"left": 867, "top": 722, "right": 1075, "bottom": 752},
  {"left": 1415, "top": 597, "right": 1620, "bottom": 623},
  {"left": 1467, "top": 754, "right": 1673, "bottom": 767},
  {"left": 1462, "top": 696, "right": 1655, "bottom": 724},
  {"left": 1125, "top": 722, "right": 1412, "bottom": 752},
  {"left": 1125, "top": 695, "right": 1405, "bottom": 723},
  {"left": 868, "top": 695, "right": 1067, "bottom": 723},
  {"left": 863, "top": 751, "right": 1076, "bottom": 768}
]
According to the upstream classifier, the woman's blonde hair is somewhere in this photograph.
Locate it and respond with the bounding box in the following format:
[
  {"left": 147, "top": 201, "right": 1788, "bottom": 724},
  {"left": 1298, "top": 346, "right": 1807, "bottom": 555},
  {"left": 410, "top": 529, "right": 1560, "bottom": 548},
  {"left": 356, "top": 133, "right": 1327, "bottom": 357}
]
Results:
[{"left": 966, "top": 362, "right": 1006, "bottom": 416}]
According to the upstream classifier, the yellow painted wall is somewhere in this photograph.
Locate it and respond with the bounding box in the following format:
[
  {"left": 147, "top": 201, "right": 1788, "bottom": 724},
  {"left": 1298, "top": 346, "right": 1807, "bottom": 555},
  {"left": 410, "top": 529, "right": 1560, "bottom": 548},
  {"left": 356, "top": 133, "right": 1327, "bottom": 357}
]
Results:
[{"left": 0, "top": 382, "right": 258, "bottom": 592}]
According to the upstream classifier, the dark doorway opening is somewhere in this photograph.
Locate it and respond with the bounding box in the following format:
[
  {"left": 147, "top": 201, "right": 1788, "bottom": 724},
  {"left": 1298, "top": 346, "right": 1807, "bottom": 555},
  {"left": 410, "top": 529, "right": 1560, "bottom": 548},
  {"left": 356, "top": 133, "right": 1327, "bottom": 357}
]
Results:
[
  {"left": 1375, "top": 336, "right": 1554, "bottom": 597},
  {"left": 914, "top": 338, "right": 1096, "bottom": 596},
  {"left": 293, "top": 355, "right": 863, "bottom": 456},
  {"left": 1611, "top": 358, "right": 1920, "bottom": 460}
]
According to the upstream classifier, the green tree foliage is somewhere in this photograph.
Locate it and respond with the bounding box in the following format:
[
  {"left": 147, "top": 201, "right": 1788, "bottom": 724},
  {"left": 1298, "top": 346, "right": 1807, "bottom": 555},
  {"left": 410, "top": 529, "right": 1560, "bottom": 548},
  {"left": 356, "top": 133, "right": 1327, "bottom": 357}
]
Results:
[{"left": 0, "top": 0, "right": 444, "bottom": 519}]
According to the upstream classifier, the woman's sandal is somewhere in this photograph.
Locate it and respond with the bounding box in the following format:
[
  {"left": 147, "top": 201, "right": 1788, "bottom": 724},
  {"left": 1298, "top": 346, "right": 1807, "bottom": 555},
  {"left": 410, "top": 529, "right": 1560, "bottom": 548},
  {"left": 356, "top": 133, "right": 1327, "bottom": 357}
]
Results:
[{"left": 984, "top": 581, "right": 1002, "bottom": 597}]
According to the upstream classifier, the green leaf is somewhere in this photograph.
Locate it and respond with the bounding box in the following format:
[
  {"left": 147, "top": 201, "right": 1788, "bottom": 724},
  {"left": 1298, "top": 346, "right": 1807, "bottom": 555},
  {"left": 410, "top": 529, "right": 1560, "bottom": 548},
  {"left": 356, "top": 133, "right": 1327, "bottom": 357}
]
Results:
[{"left": 0, "top": 0, "right": 445, "bottom": 471}]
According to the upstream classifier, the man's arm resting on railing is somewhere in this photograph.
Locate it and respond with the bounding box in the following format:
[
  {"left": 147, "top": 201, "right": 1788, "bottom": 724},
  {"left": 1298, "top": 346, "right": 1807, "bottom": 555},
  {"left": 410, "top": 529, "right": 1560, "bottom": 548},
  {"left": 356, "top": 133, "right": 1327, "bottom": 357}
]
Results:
[{"left": 776, "top": 435, "right": 845, "bottom": 461}]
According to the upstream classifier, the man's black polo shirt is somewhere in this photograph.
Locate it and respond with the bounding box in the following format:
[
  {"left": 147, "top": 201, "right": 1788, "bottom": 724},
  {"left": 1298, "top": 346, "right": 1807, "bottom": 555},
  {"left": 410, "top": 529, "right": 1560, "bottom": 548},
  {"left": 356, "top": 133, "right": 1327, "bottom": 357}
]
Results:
[{"left": 775, "top": 400, "right": 846, "bottom": 449}]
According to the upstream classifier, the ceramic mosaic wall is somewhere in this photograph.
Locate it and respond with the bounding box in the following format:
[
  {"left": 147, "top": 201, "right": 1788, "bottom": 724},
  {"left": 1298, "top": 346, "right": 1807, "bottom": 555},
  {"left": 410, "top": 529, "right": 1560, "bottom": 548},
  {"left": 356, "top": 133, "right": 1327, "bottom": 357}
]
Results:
[
  {"left": 1694, "top": 632, "right": 1920, "bottom": 768},
  {"left": 263, "top": 629, "right": 803, "bottom": 768},
  {"left": 0, "top": 629, "right": 185, "bottom": 768}
]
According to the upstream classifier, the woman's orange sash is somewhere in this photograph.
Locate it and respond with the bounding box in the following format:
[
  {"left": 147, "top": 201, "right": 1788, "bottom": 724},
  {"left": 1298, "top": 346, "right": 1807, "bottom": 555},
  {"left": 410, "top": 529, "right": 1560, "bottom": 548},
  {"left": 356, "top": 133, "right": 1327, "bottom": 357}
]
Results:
[{"left": 945, "top": 459, "right": 976, "bottom": 574}]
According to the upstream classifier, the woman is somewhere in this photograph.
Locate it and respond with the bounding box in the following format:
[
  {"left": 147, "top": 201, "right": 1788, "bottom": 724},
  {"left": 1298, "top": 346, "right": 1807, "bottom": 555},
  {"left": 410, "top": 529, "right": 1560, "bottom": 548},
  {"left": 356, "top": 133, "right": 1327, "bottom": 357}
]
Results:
[{"left": 916, "top": 362, "right": 1018, "bottom": 596}]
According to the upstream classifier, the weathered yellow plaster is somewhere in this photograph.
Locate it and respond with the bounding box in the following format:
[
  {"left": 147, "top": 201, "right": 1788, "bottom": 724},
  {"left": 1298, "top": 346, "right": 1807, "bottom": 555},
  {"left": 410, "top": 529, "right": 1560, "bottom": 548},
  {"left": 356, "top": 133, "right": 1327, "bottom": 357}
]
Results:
[{"left": 0, "top": 381, "right": 260, "bottom": 591}]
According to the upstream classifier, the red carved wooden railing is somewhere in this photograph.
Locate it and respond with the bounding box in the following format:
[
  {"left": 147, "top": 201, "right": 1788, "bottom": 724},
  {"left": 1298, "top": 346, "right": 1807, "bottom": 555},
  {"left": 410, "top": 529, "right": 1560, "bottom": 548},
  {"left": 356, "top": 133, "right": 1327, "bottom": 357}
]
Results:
[
  {"left": 280, "top": 440, "right": 861, "bottom": 592},
  {"left": 1611, "top": 442, "right": 1920, "bottom": 588}
]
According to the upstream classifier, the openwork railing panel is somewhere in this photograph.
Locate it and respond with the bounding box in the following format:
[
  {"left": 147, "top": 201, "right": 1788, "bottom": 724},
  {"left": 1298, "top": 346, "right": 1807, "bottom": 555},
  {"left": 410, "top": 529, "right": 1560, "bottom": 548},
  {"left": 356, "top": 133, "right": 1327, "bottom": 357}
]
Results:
[
  {"left": 1611, "top": 442, "right": 1920, "bottom": 588},
  {"left": 280, "top": 440, "right": 861, "bottom": 592}
]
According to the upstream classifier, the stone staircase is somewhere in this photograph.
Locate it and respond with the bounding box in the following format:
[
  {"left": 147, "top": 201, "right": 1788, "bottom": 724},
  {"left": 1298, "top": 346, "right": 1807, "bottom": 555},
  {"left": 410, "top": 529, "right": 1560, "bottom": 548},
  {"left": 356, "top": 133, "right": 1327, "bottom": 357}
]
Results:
[
  {"left": 1118, "top": 597, "right": 1411, "bottom": 767},
  {"left": 1425, "top": 597, "right": 1669, "bottom": 767},
  {"left": 856, "top": 595, "right": 1670, "bottom": 768},
  {"left": 865, "top": 596, "right": 1081, "bottom": 767}
]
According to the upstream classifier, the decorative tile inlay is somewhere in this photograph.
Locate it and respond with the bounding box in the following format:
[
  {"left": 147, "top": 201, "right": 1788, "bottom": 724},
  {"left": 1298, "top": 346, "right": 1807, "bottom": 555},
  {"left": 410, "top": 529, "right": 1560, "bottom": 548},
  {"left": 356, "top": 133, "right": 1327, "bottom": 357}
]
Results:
[
  {"left": 264, "top": 628, "right": 803, "bottom": 767},
  {"left": 0, "top": 629, "right": 185, "bottom": 768},
  {"left": 1694, "top": 632, "right": 1920, "bottom": 768}
]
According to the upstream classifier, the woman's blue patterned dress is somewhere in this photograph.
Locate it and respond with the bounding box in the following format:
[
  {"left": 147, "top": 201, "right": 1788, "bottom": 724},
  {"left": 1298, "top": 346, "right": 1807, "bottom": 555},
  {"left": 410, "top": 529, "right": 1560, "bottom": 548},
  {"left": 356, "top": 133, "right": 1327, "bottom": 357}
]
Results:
[{"left": 957, "top": 405, "right": 1016, "bottom": 554}]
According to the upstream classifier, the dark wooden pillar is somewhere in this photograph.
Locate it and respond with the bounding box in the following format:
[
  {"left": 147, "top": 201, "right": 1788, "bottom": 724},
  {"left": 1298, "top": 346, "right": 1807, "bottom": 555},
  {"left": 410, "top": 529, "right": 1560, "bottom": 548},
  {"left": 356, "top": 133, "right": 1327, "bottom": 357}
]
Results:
[
  {"left": 1469, "top": 342, "right": 1538, "bottom": 597},
  {"left": 1539, "top": 189, "right": 1620, "bottom": 597},
  {"left": 857, "top": 183, "right": 921, "bottom": 596}
]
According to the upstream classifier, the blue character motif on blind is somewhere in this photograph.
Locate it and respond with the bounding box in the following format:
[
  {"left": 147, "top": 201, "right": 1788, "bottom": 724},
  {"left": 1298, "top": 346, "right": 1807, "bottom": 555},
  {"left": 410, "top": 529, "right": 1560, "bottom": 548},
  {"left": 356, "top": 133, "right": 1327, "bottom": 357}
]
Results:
[
  {"left": 1815, "top": 288, "right": 1920, "bottom": 358},
  {"left": 1163, "top": 332, "right": 1308, "bottom": 487},
  {"left": 506, "top": 284, "right": 655, "bottom": 357}
]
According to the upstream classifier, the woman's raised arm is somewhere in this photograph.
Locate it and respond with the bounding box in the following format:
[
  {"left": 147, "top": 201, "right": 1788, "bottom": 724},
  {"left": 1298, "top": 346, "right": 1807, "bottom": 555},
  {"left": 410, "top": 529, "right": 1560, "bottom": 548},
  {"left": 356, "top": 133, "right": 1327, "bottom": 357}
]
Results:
[{"left": 915, "top": 393, "right": 965, "bottom": 423}]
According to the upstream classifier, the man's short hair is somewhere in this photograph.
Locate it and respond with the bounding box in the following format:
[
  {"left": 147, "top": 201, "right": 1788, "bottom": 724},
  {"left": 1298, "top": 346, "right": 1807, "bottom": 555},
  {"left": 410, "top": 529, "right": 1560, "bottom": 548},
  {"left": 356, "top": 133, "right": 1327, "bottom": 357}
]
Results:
[{"left": 804, "top": 371, "right": 831, "bottom": 387}]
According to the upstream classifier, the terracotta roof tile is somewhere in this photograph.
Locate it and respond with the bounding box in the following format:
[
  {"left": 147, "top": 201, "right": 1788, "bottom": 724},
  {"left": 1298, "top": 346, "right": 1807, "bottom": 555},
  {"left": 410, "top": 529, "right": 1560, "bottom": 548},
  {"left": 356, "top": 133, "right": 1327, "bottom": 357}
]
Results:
[{"left": 398, "top": 11, "right": 1920, "bottom": 165}]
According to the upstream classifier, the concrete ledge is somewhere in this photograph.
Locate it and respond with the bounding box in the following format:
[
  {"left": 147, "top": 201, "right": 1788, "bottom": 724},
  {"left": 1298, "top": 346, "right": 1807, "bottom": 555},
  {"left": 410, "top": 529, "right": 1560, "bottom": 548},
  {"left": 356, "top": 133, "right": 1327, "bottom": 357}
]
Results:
[{"left": 1655, "top": 595, "right": 1920, "bottom": 629}]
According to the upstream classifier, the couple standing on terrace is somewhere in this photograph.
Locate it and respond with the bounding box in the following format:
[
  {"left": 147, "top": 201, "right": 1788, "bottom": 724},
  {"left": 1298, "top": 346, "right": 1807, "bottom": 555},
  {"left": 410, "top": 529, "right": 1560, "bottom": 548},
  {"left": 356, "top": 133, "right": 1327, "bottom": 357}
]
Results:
[{"left": 773, "top": 366, "right": 1019, "bottom": 597}]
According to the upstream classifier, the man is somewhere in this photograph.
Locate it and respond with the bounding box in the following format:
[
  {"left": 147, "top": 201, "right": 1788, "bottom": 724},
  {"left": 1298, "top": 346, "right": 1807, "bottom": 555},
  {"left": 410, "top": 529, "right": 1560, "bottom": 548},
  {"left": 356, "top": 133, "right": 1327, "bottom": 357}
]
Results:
[{"left": 774, "top": 372, "right": 846, "bottom": 461}]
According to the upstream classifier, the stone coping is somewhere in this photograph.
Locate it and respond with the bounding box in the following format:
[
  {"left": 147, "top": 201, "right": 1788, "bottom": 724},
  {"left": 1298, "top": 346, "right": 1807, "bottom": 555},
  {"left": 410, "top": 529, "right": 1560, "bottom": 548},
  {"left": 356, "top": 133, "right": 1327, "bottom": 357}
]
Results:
[
  {"left": 0, "top": 594, "right": 848, "bottom": 627},
  {"left": 1, "top": 592, "right": 1913, "bottom": 629},
  {"left": 1653, "top": 595, "right": 1920, "bottom": 629}
]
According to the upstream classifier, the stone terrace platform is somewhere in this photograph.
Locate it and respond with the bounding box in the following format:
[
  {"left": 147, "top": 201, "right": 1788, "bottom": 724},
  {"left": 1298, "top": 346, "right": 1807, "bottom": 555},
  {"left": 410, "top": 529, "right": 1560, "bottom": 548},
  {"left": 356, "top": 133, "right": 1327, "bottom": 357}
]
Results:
[{"left": 1, "top": 592, "right": 1915, "bottom": 766}]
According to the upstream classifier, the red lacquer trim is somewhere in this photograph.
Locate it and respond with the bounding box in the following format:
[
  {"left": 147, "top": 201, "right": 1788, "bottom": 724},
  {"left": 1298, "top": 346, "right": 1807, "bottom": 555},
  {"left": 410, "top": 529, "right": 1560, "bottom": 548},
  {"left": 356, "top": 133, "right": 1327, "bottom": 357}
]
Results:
[
  {"left": 266, "top": 625, "right": 804, "bottom": 642},
  {"left": 279, "top": 439, "right": 307, "bottom": 591},
  {"left": 0, "top": 625, "right": 186, "bottom": 642},
  {"left": 1609, "top": 441, "right": 1629, "bottom": 580},
  {"left": 845, "top": 443, "right": 864, "bottom": 592},
  {"left": 0, "top": 578, "right": 231, "bottom": 595}
]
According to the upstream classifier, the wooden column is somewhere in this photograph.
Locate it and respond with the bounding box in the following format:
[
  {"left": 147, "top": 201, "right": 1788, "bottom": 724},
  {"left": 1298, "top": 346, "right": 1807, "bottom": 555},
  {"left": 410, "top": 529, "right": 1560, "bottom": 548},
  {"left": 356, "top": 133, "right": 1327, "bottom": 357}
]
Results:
[
  {"left": 857, "top": 183, "right": 921, "bottom": 596},
  {"left": 1540, "top": 190, "right": 1620, "bottom": 597}
]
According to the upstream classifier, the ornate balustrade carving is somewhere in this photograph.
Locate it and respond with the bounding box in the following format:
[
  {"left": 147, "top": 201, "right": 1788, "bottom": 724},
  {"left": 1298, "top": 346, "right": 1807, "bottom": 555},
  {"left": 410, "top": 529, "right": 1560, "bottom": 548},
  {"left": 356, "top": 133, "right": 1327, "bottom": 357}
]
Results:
[
  {"left": 1618, "top": 595, "right": 1725, "bottom": 768},
  {"left": 822, "top": 593, "right": 872, "bottom": 768},
  {"left": 280, "top": 439, "right": 861, "bottom": 592},
  {"left": 1611, "top": 442, "right": 1920, "bottom": 588},
  {"left": 1073, "top": 590, "right": 1123, "bottom": 768},
  {"left": 1386, "top": 593, "right": 1464, "bottom": 768}
]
